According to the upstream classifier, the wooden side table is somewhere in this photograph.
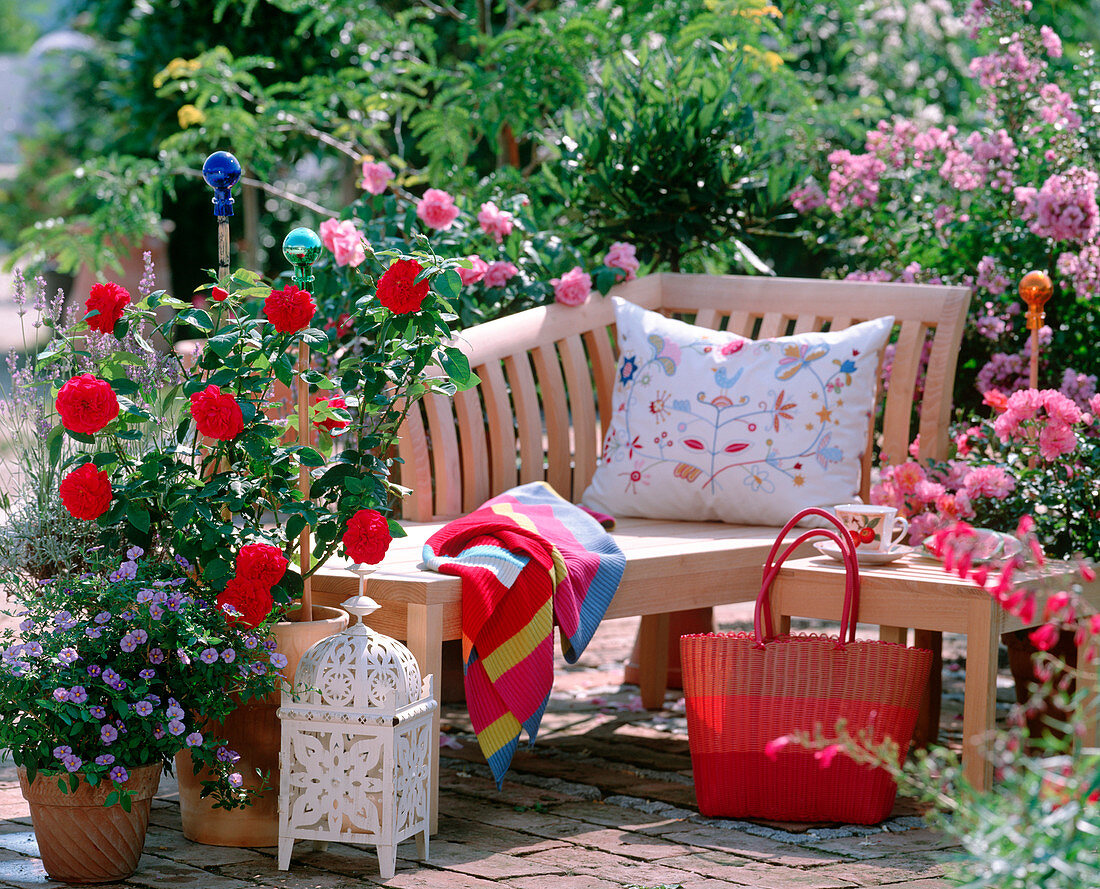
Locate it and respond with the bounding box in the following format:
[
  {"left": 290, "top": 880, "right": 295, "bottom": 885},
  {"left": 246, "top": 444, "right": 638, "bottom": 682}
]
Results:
[{"left": 768, "top": 553, "right": 1100, "bottom": 791}]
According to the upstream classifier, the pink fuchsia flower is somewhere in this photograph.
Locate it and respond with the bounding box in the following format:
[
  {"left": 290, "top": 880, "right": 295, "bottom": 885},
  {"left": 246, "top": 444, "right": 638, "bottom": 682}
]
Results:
[
  {"left": 359, "top": 160, "right": 394, "bottom": 195},
  {"left": 962, "top": 465, "right": 1015, "bottom": 500},
  {"left": 319, "top": 218, "right": 366, "bottom": 268},
  {"left": 1030, "top": 623, "right": 1062, "bottom": 651},
  {"left": 457, "top": 255, "right": 489, "bottom": 286},
  {"left": 483, "top": 260, "right": 518, "bottom": 288},
  {"left": 416, "top": 188, "right": 460, "bottom": 230},
  {"left": 764, "top": 736, "right": 791, "bottom": 761},
  {"left": 790, "top": 179, "right": 826, "bottom": 213},
  {"left": 814, "top": 744, "right": 842, "bottom": 768},
  {"left": 551, "top": 266, "right": 592, "bottom": 307},
  {"left": 604, "top": 242, "right": 640, "bottom": 281},
  {"left": 476, "top": 201, "right": 515, "bottom": 242}
]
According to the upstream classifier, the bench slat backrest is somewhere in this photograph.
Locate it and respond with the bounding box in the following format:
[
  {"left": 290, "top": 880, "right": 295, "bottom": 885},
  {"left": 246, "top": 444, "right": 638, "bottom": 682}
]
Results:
[{"left": 398, "top": 273, "right": 971, "bottom": 522}]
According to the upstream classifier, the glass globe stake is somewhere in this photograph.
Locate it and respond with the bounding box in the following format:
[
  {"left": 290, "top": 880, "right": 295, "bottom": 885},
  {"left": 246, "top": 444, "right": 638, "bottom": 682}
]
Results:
[
  {"left": 201, "top": 151, "right": 242, "bottom": 282},
  {"left": 283, "top": 227, "right": 324, "bottom": 621}
]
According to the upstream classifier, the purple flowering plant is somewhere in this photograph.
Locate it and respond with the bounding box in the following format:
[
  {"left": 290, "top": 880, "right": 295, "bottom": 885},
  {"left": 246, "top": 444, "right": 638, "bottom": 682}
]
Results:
[
  {"left": 790, "top": 2, "right": 1100, "bottom": 413},
  {"left": 0, "top": 548, "right": 286, "bottom": 810}
]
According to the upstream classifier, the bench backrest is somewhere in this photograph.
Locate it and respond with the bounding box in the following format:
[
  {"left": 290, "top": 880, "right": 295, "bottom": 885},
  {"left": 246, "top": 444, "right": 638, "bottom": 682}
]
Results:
[{"left": 397, "top": 273, "right": 971, "bottom": 522}]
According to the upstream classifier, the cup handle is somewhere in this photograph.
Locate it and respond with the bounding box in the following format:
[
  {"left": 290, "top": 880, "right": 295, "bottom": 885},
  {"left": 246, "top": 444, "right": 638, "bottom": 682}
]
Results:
[{"left": 890, "top": 516, "right": 910, "bottom": 547}]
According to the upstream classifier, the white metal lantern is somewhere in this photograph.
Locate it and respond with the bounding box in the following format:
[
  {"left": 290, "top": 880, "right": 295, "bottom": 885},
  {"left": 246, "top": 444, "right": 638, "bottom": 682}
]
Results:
[{"left": 277, "top": 565, "right": 436, "bottom": 879}]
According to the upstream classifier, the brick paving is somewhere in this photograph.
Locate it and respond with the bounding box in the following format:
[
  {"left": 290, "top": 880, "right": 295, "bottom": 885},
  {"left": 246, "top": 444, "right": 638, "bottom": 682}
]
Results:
[{"left": 0, "top": 599, "right": 995, "bottom": 889}]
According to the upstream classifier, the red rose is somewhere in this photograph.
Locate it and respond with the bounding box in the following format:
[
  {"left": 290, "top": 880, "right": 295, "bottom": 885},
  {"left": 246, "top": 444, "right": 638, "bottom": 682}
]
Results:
[
  {"left": 59, "top": 463, "right": 112, "bottom": 520},
  {"left": 84, "top": 282, "right": 130, "bottom": 334},
  {"left": 342, "top": 509, "right": 393, "bottom": 564},
  {"left": 211, "top": 286, "right": 229, "bottom": 302},
  {"left": 376, "top": 259, "right": 429, "bottom": 315},
  {"left": 236, "top": 543, "right": 288, "bottom": 587},
  {"left": 312, "top": 395, "right": 350, "bottom": 434},
  {"left": 217, "top": 576, "right": 275, "bottom": 629},
  {"left": 190, "top": 384, "right": 244, "bottom": 440},
  {"left": 264, "top": 284, "right": 316, "bottom": 333},
  {"left": 55, "top": 374, "right": 120, "bottom": 434}
]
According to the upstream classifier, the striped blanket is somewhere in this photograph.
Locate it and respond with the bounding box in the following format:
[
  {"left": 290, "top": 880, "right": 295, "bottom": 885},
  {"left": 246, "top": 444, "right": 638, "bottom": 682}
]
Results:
[{"left": 422, "top": 482, "right": 625, "bottom": 786}]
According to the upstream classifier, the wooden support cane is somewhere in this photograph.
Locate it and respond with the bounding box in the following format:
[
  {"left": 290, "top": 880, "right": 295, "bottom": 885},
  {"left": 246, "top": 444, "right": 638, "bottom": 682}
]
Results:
[
  {"left": 201, "top": 151, "right": 242, "bottom": 282},
  {"left": 282, "top": 228, "right": 324, "bottom": 622}
]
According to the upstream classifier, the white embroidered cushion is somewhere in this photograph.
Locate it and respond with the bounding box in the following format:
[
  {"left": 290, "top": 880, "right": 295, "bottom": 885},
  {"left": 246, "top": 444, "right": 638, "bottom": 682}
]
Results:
[{"left": 581, "top": 298, "right": 894, "bottom": 526}]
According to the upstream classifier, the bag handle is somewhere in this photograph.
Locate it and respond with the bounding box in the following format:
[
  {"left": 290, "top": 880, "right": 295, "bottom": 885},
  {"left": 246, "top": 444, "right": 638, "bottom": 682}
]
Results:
[{"left": 752, "top": 507, "right": 861, "bottom": 646}]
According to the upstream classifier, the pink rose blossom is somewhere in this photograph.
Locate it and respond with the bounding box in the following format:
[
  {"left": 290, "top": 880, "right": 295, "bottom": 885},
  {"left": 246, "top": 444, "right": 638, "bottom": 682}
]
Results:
[
  {"left": 551, "top": 267, "right": 592, "bottom": 307},
  {"left": 476, "top": 201, "right": 515, "bottom": 242},
  {"left": 457, "top": 255, "right": 489, "bottom": 286},
  {"left": 962, "top": 465, "right": 1015, "bottom": 500},
  {"left": 604, "top": 242, "right": 640, "bottom": 281},
  {"left": 319, "top": 218, "right": 366, "bottom": 268},
  {"left": 359, "top": 160, "right": 395, "bottom": 195},
  {"left": 483, "top": 261, "right": 518, "bottom": 288},
  {"left": 416, "top": 188, "right": 460, "bottom": 230}
]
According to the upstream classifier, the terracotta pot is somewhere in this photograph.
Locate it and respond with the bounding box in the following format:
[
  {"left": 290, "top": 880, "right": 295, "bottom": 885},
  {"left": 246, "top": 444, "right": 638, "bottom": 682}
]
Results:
[
  {"left": 175, "top": 605, "right": 349, "bottom": 847},
  {"left": 19, "top": 763, "right": 162, "bottom": 884}
]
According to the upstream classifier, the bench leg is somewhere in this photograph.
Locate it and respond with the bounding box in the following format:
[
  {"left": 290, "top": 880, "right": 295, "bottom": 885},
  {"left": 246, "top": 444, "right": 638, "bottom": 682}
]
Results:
[
  {"left": 406, "top": 602, "right": 443, "bottom": 835},
  {"left": 962, "top": 604, "right": 997, "bottom": 792},
  {"left": 912, "top": 630, "right": 943, "bottom": 749},
  {"left": 636, "top": 613, "right": 670, "bottom": 709}
]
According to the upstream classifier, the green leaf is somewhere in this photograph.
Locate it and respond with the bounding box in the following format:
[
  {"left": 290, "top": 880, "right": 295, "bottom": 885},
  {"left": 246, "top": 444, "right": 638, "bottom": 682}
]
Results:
[
  {"left": 274, "top": 353, "right": 295, "bottom": 388},
  {"left": 207, "top": 329, "right": 241, "bottom": 357},
  {"left": 433, "top": 269, "right": 462, "bottom": 301},
  {"left": 286, "top": 514, "right": 306, "bottom": 540},
  {"left": 47, "top": 425, "right": 63, "bottom": 466},
  {"left": 66, "top": 430, "right": 96, "bottom": 445},
  {"left": 387, "top": 518, "right": 407, "bottom": 539},
  {"left": 127, "top": 504, "right": 151, "bottom": 534},
  {"left": 440, "top": 347, "right": 477, "bottom": 392},
  {"left": 297, "top": 447, "right": 325, "bottom": 467},
  {"left": 300, "top": 328, "right": 329, "bottom": 347},
  {"left": 120, "top": 792, "right": 132, "bottom": 813},
  {"left": 177, "top": 308, "right": 215, "bottom": 333}
]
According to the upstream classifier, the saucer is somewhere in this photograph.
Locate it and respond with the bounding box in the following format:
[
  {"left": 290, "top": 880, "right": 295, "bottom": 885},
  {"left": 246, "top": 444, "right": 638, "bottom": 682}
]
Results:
[{"left": 814, "top": 540, "right": 914, "bottom": 565}]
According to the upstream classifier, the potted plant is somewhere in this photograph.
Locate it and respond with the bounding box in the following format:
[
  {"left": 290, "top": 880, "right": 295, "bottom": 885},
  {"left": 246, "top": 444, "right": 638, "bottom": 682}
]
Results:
[{"left": 0, "top": 548, "right": 287, "bottom": 883}]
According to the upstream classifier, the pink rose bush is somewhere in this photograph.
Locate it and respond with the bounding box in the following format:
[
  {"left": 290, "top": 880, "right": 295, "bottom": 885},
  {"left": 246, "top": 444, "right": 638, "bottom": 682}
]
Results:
[
  {"left": 319, "top": 218, "right": 366, "bottom": 268},
  {"left": 359, "top": 160, "right": 394, "bottom": 195},
  {"left": 872, "top": 387, "right": 1099, "bottom": 557},
  {"left": 603, "top": 242, "right": 640, "bottom": 281},
  {"left": 416, "top": 188, "right": 460, "bottom": 230},
  {"left": 550, "top": 267, "right": 592, "bottom": 306},
  {"left": 476, "top": 202, "right": 514, "bottom": 242}
]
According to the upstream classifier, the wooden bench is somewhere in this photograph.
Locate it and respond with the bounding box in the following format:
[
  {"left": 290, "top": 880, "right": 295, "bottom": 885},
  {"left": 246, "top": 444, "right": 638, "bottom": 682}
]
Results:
[{"left": 313, "top": 272, "right": 971, "bottom": 828}]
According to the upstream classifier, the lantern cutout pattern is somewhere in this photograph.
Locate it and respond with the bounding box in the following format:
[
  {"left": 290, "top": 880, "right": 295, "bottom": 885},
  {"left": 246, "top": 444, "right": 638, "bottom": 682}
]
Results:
[{"left": 277, "top": 570, "right": 435, "bottom": 879}]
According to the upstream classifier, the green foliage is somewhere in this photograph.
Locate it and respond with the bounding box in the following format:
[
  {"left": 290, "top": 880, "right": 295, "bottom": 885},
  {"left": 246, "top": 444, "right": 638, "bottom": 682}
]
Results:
[{"left": 551, "top": 49, "right": 777, "bottom": 273}]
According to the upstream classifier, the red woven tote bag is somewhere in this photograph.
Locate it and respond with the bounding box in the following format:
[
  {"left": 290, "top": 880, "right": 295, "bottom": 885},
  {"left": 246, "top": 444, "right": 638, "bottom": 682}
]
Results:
[{"left": 681, "top": 507, "right": 934, "bottom": 824}]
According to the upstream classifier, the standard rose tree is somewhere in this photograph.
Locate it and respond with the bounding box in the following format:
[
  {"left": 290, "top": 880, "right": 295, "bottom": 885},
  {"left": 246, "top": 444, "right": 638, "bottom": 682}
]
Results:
[{"left": 35, "top": 237, "right": 474, "bottom": 626}]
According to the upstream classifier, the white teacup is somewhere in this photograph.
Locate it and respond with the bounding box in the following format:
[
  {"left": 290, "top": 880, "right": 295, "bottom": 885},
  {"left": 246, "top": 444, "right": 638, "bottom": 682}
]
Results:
[{"left": 833, "top": 504, "right": 909, "bottom": 552}]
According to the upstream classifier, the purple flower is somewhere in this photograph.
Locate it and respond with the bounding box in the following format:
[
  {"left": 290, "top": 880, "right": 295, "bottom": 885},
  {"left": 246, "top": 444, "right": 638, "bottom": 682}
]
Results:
[
  {"left": 264, "top": 639, "right": 278, "bottom": 651},
  {"left": 175, "top": 554, "right": 192, "bottom": 571},
  {"left": 94, "top": 611, "right": 112, "bottom": 624},
  {"left": 132, "top": 629, "right": 148, "bottom": 644},
  {"left": 152, "top": 590, "right": 168, "bottom": 604},
  {"left": 216, "top": 746, "right": 239, "bottom": 763},
  {"left": 228, "top": 773, "right": 243, "bottom": 788},
  {"left": 200, "top": 648, "right": 219, "bottom": 665},
  {"left": 166, "top": 595, "right": 182, "bottom": 612},
  {"left": 109, "top": 560, "right": 138, "bottom": 583},
  {"left": 167, "top": 719, "right": 186, "bottom": 736},
  {"left": 84, "top": 627, "right": 103, "bottom": 639},
  {"left": 19, "top": 618, "right": 34, "bottom": 632},
  {"left": 139, "top": 668, "right": 155, "bottom": 680},
  {"left": 108, "top": 766, "right": 129, "bottom": 783},
  {"left": 153, "top": 724, "right": 166, "bottom": 739},
  {"left": 242, "top": 636, "right": 258, "bottom": 650},
  {"left": 120, "top": 635, "right": 138, "bottom": 653},
  {"left": 52, "top": 687, "right": 69, "bottom": 702},
  {"left": 177, "top": 649, "right": 191, "bottom": 666},
  {"left": 144, "top": 694, "right": 161, "bottom": 706},
  {"left": 134, "top": 701, "right": 154, "bottom": 717},
  {"left": 126, "top": 546, "right": 144, "bottom": 561},
  {"left": 269, "top": 653, "right": 288, "bottom": 669},
  {"left": 89, "top": 706, "right": 107, "bottom": 719},
  {"left": 95, "top": 754, "right": 115, "bottom": 766},
  {"left": 57, "top": 647, "right": 80, "bottom": 665},
  {"left": 53, "top": 745, "right": 72, "bottom": 759},
  {"left": 148, "top": 648, "right": 165, "bottom": 665},
  {"left": 185, "top": 732, "right": 202, "bottom": 747},
  {"left": 68, "top": 686, "right": 88, "bottom": 704},
  {"left": 221, "top": 648, "right": 236, "bottom": 664},
  {"left": 119, "top": 608, "right": 137, "bottom": 621},
  {"left": 63, "top": 755, "right": 82, "bottom": 773},
  {"left": 54, "top": 611, "right": 78, "bottom": 630},
  {"left": 250, "top": 661, "right": 267, "bottom": 675},
  {"left": 87, "top": 665, "right": 102, "bottom": 677},
  {"left": 149, "top": 604, "right": 164, "bottom": 621},
  {"left": 165, "top": 704, "right": 184, "bottom": 721},
  {"left": 135, "top": 590, "right": 154, "bottom": 604},
  {"left": 100, "top": 724, "right": 118, "bottom": 744},
  {"left": 101, "top": 668, "right": 121, "bottom": 689}
]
